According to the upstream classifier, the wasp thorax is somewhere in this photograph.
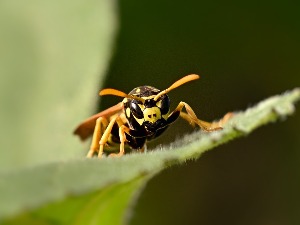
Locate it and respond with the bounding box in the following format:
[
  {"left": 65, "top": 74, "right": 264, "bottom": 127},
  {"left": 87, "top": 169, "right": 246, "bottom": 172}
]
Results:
[{"left": 143, "top": 107, "right": 161, "bottom": 123}]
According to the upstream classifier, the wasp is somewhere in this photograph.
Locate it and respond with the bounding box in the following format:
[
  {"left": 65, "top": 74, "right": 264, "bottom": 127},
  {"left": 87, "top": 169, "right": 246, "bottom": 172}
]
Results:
[{"left": 74, "top": 74, "right": 231, "bottom": 158}]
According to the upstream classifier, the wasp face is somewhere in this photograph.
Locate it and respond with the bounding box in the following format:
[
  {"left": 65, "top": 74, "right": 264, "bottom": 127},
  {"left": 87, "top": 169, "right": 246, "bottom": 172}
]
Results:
[{"left": 124, "top": 86, "right": 170, "bottom": 133}]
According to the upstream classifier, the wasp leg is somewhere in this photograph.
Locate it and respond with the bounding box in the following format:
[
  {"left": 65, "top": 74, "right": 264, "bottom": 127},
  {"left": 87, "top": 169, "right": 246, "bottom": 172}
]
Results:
[
  {"left": 212, "top": 112, "right": 234, "bottom": 128},
  {"left": 180, "top": 111, "right": 226, "bottom": 131},
  {"left": 179, "top": 112, "right": 197, "bottom": 127},
  {"left": 168, "top": 101, "right": 227, "bottom": 131},
  {"left": 87, "top": 117, "right": 108, "bottom": 158},
  {"left": 109, "top": 124, "right": 130, "bottom": 157},
  {"left": 98, "top": 116, "right": 118, "bottom": 158}
]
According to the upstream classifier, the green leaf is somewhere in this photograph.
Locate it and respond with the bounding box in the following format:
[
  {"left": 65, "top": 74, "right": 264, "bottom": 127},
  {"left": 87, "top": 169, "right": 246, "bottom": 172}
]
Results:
[
  {"left": 0, "top": 0, "right": 118, "bottom": 171},
  {"left": 4, "top": 177, "right": 147, "bottom": 225},
  {"left": 0, "top": 88, "right": 299, "bottom": 225}
]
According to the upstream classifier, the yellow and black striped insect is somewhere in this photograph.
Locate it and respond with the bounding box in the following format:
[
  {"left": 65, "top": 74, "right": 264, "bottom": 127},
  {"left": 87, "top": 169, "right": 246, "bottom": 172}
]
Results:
[{"left": 74, "top": 74, "right": 230, "bottom": 158}]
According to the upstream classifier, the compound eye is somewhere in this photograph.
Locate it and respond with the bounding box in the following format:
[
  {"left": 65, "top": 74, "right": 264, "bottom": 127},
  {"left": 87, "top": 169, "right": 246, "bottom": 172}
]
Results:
[
  {"left": 160, "top": 95, "right": 170, "bottom": 115},
  {"left": 130, "top": 101, "right": 144, "bottom": 119}
]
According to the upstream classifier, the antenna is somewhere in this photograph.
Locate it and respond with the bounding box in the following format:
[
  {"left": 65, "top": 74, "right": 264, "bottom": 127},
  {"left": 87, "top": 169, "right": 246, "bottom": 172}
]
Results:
[
  {"left": 154, "top": 74, "right": 200, "bottom": 101},
  {"left": 99, "top": 88, "right": 145, "bottom": 103}
]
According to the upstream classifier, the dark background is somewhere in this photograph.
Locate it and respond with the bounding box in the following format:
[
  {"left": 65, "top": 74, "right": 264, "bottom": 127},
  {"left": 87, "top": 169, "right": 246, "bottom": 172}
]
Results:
[{"left": 100, "top": 0, "right": 300, "bottom": 225}]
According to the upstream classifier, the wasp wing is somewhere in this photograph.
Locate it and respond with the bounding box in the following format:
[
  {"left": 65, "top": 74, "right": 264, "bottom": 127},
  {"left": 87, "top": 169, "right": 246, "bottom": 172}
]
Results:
[{"left": 74, "top": 102, "right": 124, "bottom": 141}]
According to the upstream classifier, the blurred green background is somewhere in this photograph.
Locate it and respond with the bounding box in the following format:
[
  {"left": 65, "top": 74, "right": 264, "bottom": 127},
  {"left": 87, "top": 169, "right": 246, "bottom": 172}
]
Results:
[{"left": 1, "top": 0, "right": 299, "bottom": 224}]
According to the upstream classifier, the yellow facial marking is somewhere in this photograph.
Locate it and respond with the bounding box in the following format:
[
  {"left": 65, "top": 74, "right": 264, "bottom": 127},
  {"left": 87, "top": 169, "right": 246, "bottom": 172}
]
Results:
[
  {"left": 135, "top": 88, "right": 141, "bottom": 93},
  {"left": 138, "top": 104, "right": 145, "bottom": 110},
  {"left": 143, "top": 107, "right": 161, "bottom": 123},
  {"left": 122, "top": 98, "right": 128, "bottom": 103},
  {"left": 126, "top": 107, "right": 131, "bottom": 118},
  {"left": 133, "top": 115, "right": 144, "bottom": 126},
  {"left": 140, "top": 95, "right": 156, "bottom": 100},
  {"left": 156, "top": 100, "right": 162, "bottom": 108}
]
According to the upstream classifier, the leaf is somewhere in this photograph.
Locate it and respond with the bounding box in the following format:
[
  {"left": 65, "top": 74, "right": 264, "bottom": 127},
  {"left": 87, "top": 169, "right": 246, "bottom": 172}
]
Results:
[
  {"left": 4, "top": 177, "right": 148, "bottom": 225},
  {"left": 0, "top": 88, "right": 299, "bottom": 225},
  {"left": 0, "top": 0, "right": 118, "bottom": 171}
]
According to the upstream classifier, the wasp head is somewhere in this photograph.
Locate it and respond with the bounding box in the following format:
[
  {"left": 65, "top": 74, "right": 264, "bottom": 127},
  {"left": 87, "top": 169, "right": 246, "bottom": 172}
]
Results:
[
  {"left": 124, "top": 86, "right": 170, "bottom": 132},
  {"left": 99, "top": 74, "right": 200, "bottom": 135}
]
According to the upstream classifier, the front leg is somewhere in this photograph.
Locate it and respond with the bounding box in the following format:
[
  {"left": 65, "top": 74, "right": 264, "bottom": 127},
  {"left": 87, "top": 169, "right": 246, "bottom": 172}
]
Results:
[
  {"left": 97, "top": 116, "right": 118, "bottom": 158},
  {"left": 167, "top": 101, "right": 228, "bottom": 131},
  {"left": 86, "top": 117, "right": 108, "bottom": 158},
  {"left": 109, "top": 124, "right": 130, "bottom": 157}
]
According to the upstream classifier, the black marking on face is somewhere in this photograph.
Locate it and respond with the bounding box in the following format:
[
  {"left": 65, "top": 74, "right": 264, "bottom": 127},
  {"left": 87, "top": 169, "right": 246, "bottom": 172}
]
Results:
[
  {"left": 159, "top": 95, "right": 170, "bottom": 115},
  {"left": 130, "top": 100, "right": 144, "bottom": 119}
]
